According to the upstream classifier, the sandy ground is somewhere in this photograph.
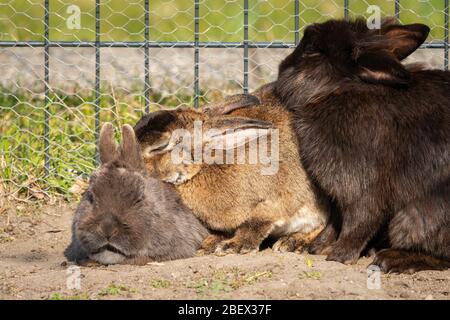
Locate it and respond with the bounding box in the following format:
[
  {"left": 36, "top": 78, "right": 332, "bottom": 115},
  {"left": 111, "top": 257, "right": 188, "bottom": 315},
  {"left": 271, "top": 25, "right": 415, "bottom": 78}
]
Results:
[{"left": 0, "top": 201, "right": 449, "bottom": 300}]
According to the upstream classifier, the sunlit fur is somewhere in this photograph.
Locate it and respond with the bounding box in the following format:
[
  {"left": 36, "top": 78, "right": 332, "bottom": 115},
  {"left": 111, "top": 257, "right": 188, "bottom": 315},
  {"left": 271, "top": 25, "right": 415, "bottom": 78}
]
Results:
[
  {"left": 64, "top": 124, "right": 208, "bottom": 265},
  {"left": 134, "top": 85, "right": 329, "bottom": 254},
  {"left": 275, "top": 18, "right": 450, "bottom": 272}
]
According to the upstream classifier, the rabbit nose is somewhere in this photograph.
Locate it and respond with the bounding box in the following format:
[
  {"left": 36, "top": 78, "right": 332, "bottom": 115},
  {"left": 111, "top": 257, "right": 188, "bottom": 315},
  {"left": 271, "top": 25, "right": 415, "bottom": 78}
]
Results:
[{"left": 101, "top": 216, "right": 116, "bottom": 239}]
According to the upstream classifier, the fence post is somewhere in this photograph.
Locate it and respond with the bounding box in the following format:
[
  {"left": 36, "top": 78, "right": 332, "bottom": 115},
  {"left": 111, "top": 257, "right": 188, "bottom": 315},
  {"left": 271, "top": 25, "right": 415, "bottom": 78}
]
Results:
[
  {"left": 194, "top": 0, "right": 200, "bottom": 108},
  {"left": 344, "top": 0, "right": 349, "bottom": 21},
  {"left": 144, "top": 0, "right": 150, "bottom": 113},
  {"left": 95, "top": 0, "right": 101, "bottom": 164},
  {"left": 44, "top": 0, "right": 50, "bottom": 177},
  {"left": 243, "top": 0, "right": 249, "bottom": 93},
  {"left": 395, "top": 0, "right": 400, "bottom": 20},
  {"left": 445, "top": 0, "right": 449, "bottom": 70},
  {"left": 295, "top": 0, "right": 300, "bottom": 45}
]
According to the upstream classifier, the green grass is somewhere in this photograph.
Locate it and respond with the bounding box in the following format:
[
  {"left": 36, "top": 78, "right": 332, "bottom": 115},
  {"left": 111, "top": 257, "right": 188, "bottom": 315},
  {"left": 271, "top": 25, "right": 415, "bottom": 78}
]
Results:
[
  {"left": 0, "top": 87, "right": 209, "bottom": 199},
  {"left": 0, "top": 1, "right": 447, "bottom": 42}
]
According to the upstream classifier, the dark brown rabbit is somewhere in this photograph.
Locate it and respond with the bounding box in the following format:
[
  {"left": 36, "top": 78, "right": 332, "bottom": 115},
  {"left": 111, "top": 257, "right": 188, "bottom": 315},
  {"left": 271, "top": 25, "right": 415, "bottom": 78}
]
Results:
[
  {"left": 64, "top": 123, "right": 208, "bottom": 265},
  {"left": 134, "top": 86, "right": 329, "bottom": 255},
  {"left": 274, "top": 17, "right": 450, "bottom": 272}
]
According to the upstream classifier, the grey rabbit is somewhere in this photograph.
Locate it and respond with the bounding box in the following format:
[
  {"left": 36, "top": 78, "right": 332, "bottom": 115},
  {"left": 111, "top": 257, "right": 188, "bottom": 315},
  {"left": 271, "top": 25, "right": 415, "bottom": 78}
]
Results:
[{"left": 64, "top": 122, "right": 208, "bottom": 265}]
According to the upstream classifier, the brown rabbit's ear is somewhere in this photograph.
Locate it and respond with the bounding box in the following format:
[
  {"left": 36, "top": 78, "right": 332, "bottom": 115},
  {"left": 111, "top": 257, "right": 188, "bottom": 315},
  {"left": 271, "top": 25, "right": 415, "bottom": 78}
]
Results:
[
  {"left": 134, "top": 110, "right": 177, "bottom": 140},
  {"left": 203, "top": 94, "right": 260, "bottom": 116},
  {"left": 141, "top": 131, "right": 173, "bottom": 159},
  {"left": 120, "top": 124, "right": 144, "bottom": 169},
  {"left": 99, "top": 122, "right": 119, "bottom": 164},
  {"left": 203, "top": 116, "right": 273, "bottom": 150}
]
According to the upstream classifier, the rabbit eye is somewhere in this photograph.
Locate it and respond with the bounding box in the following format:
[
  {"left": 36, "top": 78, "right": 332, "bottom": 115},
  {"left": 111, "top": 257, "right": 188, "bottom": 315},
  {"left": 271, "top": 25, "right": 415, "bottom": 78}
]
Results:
[
  {"left": 302, "top": 43, "right": 320, "bottom": 57},
  {"left": 144, "top": 139, "right": 171, "bottom": 158},
  {"left": 85, "top": 191, "right": 94, "bottom": 203},
  {"left": 132, "top": 196, "right": 145, "bottom": 207},
  {"left": 148, "top": 140, "right": 170, "bottom": 152}
]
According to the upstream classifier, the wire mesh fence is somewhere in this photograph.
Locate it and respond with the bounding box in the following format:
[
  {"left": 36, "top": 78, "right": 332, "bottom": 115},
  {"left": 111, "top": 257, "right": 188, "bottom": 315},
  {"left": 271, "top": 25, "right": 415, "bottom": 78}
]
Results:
[{"left": 0, "top": 0, "right": 449, "bottom": 200}]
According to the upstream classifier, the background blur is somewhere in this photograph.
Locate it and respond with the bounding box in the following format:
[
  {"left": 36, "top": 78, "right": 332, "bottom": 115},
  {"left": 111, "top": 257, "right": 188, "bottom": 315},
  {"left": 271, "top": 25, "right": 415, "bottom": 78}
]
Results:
[{"left": 1, "top": 0, "right": 448, "bottom": 200}]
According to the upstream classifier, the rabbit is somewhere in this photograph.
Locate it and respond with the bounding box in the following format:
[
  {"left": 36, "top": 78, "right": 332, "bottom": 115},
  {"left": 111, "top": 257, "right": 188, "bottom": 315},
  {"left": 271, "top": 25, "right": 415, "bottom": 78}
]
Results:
[
  {"left": 133, "top": 83, "right": 329, "bottom": 255},
  {"left": 64, "top": 123, "right": 208, "bottom": 265},
  {"left": 274, "top": 17, "right": 450, "bottom": 272}
]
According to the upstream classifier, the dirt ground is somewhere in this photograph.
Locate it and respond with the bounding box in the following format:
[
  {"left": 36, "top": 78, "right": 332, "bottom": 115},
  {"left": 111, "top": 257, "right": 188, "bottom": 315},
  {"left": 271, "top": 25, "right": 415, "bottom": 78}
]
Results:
[{"left": 0, "top": 201, "right": 449, "bottom": 300}]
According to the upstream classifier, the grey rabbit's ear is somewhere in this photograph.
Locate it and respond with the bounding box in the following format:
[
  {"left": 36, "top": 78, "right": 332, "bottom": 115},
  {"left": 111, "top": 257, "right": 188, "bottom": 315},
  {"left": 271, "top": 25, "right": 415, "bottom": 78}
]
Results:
[
  {"left": 120, "top": 124, "right": 144, "bottom": 169},
  {"left": 99, "top": 122, "right": 119, "bottom": 164},
  {"left": 203, "top": 94, "right": 260, "bottom": 116}
]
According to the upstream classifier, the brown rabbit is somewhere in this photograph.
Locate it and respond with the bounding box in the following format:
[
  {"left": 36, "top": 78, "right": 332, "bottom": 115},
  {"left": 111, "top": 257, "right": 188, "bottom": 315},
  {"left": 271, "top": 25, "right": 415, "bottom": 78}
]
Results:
[
  {"left": 133, "top": 83, "right": 329, "bottom": 255},
  {"left": 64, "top": 123, "right": 208, "bottom": 265}
]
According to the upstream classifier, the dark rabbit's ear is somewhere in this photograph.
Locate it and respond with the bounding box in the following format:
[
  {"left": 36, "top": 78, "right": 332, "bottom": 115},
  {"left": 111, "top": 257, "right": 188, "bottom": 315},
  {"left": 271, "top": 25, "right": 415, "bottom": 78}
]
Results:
[
  {"left": 133, "top": 110, "right": 177, "bottom": 141},
  {"left": 203, "top": 94, "right": 260, "bottom": 116},
  {"left": 354, "top": 23, "right": 429, "bottom": 85},
  {"left": 356, "top": 50, "right": 411, "bottom": 85},
  {"left": 99, "top": 122, "right": 119, "bottom": 164},
  {"left": 379, "top": 23, "right": 430, "bottom": 60},
  {"left": 120, "top": 124, "right": 144, "bottom": 169}
]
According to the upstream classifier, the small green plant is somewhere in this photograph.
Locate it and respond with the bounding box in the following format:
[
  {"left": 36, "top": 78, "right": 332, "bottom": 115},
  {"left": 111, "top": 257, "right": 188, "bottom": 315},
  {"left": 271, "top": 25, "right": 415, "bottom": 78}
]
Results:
[
  {"left": 98, "top": 283, "right": 131, "bottom": 297},
  {"left": 0, "top": 234, "right": 15, "bottom": 243},
  {"left": 299, "top": 254, "right": 321, "bottom": 279},
  {"left": 186, "top": 267, "right": 273, "bottom": 299},
  {"left": 49, "top": 292, "right": 90, "bottom": 300},
  {"left": 49, "top": 293, "right": 63, "bottom": 300},
  {"left": 298, "top": 270, "right": 322, "bottom": 280},
  {"left": 304, "top": 255, "right": 314, "bottom": 268},
  {"left": 150, "top": 278, "right": 172, "bottom": 289}
]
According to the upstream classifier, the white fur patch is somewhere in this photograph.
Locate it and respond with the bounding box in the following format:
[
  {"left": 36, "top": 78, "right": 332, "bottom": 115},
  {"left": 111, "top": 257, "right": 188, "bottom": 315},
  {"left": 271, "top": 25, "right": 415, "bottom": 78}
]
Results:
[
  {"left": 270, "top": 207, "right": 325, "bottom": 237},
  {"left": 90, "top": 250, "right": 126, "bottom": 265}
]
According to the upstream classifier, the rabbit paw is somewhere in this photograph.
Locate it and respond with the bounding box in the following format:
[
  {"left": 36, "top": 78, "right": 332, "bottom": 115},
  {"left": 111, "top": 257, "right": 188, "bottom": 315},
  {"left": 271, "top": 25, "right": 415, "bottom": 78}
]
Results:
[
  {"left": 274, "top": 229, "right": 324, "bottom": 253},
  {"left": 75, "top": 259, "right": 104, "bottom": 267},
  {"left": 198, "top": 234, "right": 227, "bottom": 255},
  {"left": 214, "top": 239, "right": 258, "bottom": 255},
  {"left": 272, "top": 234, "right": 306, "bottom": 253},
  {"left": 308, "top": 224, "right": 337, "bottom": 255},
  {"left": 371, "top": 249, "right": 450, "bottom": 274},
  {"left": 325, "top": 242, "right": 360, "bottom": 265}
]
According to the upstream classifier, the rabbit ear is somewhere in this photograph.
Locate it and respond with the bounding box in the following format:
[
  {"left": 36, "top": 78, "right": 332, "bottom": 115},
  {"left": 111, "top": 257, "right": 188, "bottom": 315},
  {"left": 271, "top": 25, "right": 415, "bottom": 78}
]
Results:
[
  {"left": 355, "top": 50, "right": 411, "bottom": 85},
  {"left": 99, "top": 122, "right": 119, "bottom": 164},
  {"left": 134, "top": 110, "right": 177, "bottom": 140},
  {"left": 354, "top": 22, "right": 429, "bottom": 86},
  {"left": 379, "top": 23, "right": 429, "bottom": 60},
  {"left": 203, "top": 117, "right": 273, "bottom": 150},
  {"left": 203, "top": 94, "right": 260, "bottom": 116},
  {"left": 120, "top": 124, "right": 144, "bottom": 169}
]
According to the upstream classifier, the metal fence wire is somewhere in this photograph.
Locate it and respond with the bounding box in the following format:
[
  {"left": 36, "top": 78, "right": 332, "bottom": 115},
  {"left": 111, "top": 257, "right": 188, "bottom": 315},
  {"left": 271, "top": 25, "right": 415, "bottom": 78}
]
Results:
[{"left": 0, "top": 0, "right": 449, "bottom": 199}]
